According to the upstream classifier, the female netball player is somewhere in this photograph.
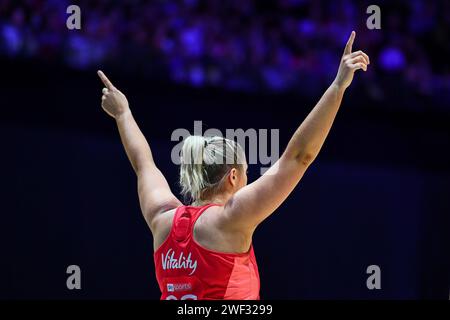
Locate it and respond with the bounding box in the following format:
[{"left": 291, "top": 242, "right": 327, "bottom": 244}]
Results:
[{"left": 97, "top": 31, "right": 369, "bottom": 300}]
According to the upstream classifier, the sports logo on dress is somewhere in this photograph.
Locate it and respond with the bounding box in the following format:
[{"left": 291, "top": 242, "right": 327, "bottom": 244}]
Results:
[{"left": 162, "top": 248, "right": 198, "bottom": 275}]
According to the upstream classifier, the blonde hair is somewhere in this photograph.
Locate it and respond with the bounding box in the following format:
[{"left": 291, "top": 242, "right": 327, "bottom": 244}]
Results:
[{"left": 180, "top": 136, "right": 246, "bottom": 203}]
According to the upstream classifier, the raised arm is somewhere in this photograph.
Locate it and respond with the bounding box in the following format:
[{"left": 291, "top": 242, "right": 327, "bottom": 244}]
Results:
[
  {"left": 97, "top": 71, "right": 181, "bottom": 230},
  {"left": 223, "top": 31, "right": 370, "bottom": 231}
]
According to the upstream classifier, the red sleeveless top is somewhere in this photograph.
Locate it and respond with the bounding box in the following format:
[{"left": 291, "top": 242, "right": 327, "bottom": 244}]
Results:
[{"left": 153, "top": 204, "right": 260, "bottom": 300}]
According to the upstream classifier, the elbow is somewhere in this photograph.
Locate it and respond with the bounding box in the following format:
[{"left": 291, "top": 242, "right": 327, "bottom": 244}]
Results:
[
  {"left": 295, "top": 151, "right": 316, "bottom": 167},
  {"left": 134, "top": 157, "right": 154, "bottom": 175},
  {"left": 132, "top": 163, "right": 141, "bottom": 176}
]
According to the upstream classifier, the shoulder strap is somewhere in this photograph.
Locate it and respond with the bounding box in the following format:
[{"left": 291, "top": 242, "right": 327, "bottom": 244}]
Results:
[
  {"left": 189, "top": 203, "right": 222, "bottom": 234},
  {"left": 172, "top": 204, "right": 222, "bottom": 243},
  {"left": 172, "top": 206, "right": 191, "bottom": 242}
]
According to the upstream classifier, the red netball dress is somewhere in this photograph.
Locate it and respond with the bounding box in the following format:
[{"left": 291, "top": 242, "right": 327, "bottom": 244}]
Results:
[{"left": 154, "top": 204, "right": 260, "bottom": 300}]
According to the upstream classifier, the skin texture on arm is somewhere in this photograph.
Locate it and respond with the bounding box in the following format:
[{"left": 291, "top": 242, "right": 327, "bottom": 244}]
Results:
[
  {"left": 97, "top": 71, "right": 181, "bottom": 231},
  {"left": 222, "top": 31, "right": 370, "bottom": 232}
]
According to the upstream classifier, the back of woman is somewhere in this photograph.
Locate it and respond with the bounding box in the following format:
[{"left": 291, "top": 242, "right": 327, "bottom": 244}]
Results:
[
  {"left": 154, "top": 204, "right": 260, "bottom": 300},
  {"left": 97, "top": 31, "right": 369, "bottom": 299}
]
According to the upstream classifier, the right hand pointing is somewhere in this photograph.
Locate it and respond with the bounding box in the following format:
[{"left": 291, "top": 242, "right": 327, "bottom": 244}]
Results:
[
  {"left": 333, "top": 31, "right": 370, "bottom": 90},
  {"left": 97, "top": 70, "right": 129, "bottom": 118}
]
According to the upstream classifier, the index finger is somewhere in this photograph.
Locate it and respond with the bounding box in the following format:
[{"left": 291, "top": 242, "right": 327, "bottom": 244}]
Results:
[
  {"left": 97, "top": 70, "right": 115, "bottom": 90},
  {"left": 344, "top": 31, "right": 355, "bottom": 55}
]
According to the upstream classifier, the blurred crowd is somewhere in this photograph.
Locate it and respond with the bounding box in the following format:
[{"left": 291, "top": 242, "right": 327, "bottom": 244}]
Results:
[{"left": 1, "top": 0, "right": 449, "bottom": 103}]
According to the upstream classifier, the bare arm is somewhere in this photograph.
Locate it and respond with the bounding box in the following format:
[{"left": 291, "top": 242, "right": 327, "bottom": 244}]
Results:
[
  {"left": 97, "top": 71, "right": 181, "bottom": 230},
  {"left": 223, "top": 31, "right": 370, "bottom": 231}
]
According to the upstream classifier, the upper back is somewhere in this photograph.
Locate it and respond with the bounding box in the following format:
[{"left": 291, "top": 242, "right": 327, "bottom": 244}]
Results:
[
  {"left": 152, "top": 204, "right": 260, "bottom": 300},
  {"left": 152, "top": 204, "right": 252, "bottom": 254}
]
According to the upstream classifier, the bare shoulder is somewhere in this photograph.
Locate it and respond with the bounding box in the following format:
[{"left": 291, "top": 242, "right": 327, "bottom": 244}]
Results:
[
  {"left": 196, "top": 205, "right": 253, "bottom": 253},
  {"left": 152, "top": 205, "right": 220, "bottom": 238},
  {"left": 196, "top": 205, "right": 224, "bottom": 226},
  {"left": 153, "top": 207, "right": 178, "bottom": 227}
]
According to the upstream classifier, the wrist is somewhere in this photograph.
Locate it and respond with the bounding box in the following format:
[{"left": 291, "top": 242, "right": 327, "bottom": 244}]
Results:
[
  {"left": 330, "top": 81, "right": 347, "bottom": 94},
  {"left": 115, "top": 108, "right": 132, "bottom": 121}
]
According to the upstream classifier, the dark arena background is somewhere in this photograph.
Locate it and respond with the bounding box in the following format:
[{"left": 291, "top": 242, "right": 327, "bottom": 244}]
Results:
[{"left": 1, "top": 0, "right": 449, "bottom": 301}]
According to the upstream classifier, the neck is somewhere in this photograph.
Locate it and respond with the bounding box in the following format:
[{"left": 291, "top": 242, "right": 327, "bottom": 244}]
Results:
[{"left": 192, "top": 193, "right": 230, "bottom": 206}]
